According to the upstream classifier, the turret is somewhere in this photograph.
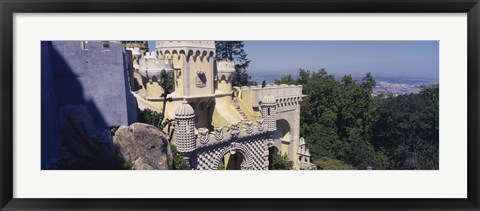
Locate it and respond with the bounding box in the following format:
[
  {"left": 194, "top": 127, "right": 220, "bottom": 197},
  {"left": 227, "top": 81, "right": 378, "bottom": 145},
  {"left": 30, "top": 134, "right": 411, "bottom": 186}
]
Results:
[
  {"left": 216, "top": 58, "right": 236, "bottom": 93},
  {"left": 174, "top": 99, "right": 196, "bottom": 153},
  {"left": 261, "top": 93, "right": 277, "bottom": 132},
  {"left": 138, "top": 53, "right": 174, "bottom": 82},
  {"left": 155, "top": 41, "right": 216, "bottom": 97}
]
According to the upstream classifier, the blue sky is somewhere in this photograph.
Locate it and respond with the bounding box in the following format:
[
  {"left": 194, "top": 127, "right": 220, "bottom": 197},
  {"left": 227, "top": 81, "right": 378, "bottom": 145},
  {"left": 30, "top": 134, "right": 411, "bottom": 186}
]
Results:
[{"left": 148, "top": 41, "right": 439, "bottom": 80}]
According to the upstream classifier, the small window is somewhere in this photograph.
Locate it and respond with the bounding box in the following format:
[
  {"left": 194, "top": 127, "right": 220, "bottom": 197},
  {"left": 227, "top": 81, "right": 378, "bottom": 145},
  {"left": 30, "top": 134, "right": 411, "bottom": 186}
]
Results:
[
  {"left": 102, "top": 41, "right": 110, "bottom": 51},
  {"left": 268, "top": 108, "right": 270, "bottom": 116},
  {"left": 80, "top": 41, "right": 88, "bottom": 51}
]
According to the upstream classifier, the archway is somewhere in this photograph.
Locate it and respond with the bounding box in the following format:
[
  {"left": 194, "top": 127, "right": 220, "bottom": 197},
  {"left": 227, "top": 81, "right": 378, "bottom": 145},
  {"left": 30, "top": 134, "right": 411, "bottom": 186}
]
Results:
[
  {"left": 211, "top": 143, "right": 254, "bottom": 170},
  {"left": 223, "top": 151, "right": 244, "bottom": 170},
  {"left": 274, "top": 119, "right": 291, "bottom": 141},
  {"left": 274, "top": 119, "right": 291, "bottom": 155}
]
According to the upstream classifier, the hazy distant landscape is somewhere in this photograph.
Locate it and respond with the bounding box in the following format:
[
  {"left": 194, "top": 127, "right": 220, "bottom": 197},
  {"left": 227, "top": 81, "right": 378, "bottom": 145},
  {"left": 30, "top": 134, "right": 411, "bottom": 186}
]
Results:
[{"left": 251, "top": 72, "right": 438, "bottom": 96}]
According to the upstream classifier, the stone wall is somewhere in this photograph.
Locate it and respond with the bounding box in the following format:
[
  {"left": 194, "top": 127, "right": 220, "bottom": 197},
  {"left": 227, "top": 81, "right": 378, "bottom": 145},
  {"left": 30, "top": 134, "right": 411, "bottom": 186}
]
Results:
[{"left": 41, "top": 41, "right": 138, "bottom": 169}]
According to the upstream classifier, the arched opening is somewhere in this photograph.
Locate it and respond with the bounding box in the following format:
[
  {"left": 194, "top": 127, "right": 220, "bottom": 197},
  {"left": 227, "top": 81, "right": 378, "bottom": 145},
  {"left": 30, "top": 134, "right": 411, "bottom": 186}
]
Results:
[
  {"left": 274, "top": 119, "right": 291, "bottom": 141},
  {"left": 274, "top": 119, "right": 291, "bottom": 155},
  {"left": 218, "top": 150, "right": 245, "bottom": 170},
  {"left": 268, "top": 146, "right": 279, "bottom": 169},
  {"left": 222, "top": 152, "right": 243, "bottom": 170}
]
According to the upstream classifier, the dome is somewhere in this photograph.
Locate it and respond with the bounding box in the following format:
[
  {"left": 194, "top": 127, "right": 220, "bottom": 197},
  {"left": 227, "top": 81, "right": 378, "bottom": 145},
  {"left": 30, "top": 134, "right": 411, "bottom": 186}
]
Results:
[
  {"left": 175, "top": 99, "right": 195, "bottom": 118},
  {"left": 262, "top": 93, "right": 276, "bottom": 104}
]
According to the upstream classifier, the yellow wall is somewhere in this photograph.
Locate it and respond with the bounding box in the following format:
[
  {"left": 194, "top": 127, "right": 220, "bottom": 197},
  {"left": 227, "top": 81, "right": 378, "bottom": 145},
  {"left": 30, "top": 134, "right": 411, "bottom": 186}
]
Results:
[
  {"left": 217, "top": 79, "right": 231, "bottom": 93},
  {"left": 146, "top": 82, "right": 164, "bottom": 98},
  {"left": 187, "top": 57, "right": 214, "bottom": 96},
  {"left": 281, "top": 142, "right": 289, "bottom": 156},
  {"left": 172, "top": 53, "right": 185, "bottom": 95}
]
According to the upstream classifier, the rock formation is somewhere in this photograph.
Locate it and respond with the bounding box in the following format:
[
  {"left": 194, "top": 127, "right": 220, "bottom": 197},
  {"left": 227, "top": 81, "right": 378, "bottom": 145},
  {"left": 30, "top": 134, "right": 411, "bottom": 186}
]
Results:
[{"left": 113, "top": 123, "right": 173, "bottom": 170}]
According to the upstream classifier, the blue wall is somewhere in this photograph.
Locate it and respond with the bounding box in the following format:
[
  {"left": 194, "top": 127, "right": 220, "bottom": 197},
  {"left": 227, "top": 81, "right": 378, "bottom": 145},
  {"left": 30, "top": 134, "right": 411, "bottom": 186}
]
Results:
[{"left": 41, "top": 41, "right": 138, "bottom": 169}]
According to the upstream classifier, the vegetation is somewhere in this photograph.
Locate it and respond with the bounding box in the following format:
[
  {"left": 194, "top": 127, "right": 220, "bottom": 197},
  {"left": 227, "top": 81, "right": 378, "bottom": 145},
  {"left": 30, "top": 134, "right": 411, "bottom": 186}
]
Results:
[
  {"left": 215, "top": 41, "right": 256, "bottom": 86},
  {"left": 137, "top": 108, "right": 174, "bottom": 132},
  {"left": 314, "top": 157, "right": 356, "bottom": 170},
  {"left": 137, "top": 69, "right": 174, "bottom": 133},
  {"left": 158, "top": 69, "right": 174, "bottom": 124},
  {"left": 171, "top": 145, "right": 191, "bottom": 170},
  {"left": 371, "top": 85, "right": 439, "bottom": 169},
  {"left": 275, "top": 69, "right": 439, "bottom": 170},
  {"left": 268, "top": 148, "right": 294, "bottom": 170},
  {"left": 217, "top": 163, "right": 226, "bottom": 170}
]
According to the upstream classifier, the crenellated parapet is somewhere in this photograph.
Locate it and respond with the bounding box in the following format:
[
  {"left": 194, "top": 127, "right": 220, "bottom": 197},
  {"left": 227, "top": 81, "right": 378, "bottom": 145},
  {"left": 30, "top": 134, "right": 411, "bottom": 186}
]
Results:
[
  {"left": 138, "top": 52, "right": 174, "bottom": 81},
  {"left": 194, "top": 119, "right": 268, "bottom": 149},
  {"left": 216, "top": 58, "right": 236, "bottom": 81},
  {"left": 155, "top": 40, "right": 216, "bottom": 63},
  {"left": 239, "top": 84, "right": 305, "bottom": 109}
]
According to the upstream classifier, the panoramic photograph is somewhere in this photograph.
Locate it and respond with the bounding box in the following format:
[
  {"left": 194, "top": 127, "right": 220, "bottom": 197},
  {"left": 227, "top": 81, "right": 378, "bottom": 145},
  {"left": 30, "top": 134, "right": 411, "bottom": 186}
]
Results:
[{"left": 41, "top": 40, "right": 439, "bottom": 170}]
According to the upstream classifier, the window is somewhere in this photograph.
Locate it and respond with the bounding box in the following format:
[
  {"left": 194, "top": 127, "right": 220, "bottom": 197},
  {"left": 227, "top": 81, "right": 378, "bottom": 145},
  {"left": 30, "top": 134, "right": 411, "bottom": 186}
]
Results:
[
  {"left": 80, "top": 41, "right": 88, "bottom": 51},
  {"left": 268, "top": 108, "right": 270, "bottom": 116},
  {"left": 102, "top": 41, "right": 110, "bottom": 51}
]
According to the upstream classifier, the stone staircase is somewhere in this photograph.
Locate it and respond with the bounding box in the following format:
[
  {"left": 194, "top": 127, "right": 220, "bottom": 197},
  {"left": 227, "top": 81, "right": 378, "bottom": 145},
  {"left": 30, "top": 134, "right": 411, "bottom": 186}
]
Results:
[{"left": 235, "top": 106, "right": 248, "bottom": 120}]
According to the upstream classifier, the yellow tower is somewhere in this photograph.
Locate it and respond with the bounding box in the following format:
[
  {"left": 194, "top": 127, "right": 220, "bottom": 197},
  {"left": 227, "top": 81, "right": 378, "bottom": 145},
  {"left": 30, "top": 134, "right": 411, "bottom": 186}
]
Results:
[{"left": 155, "top": 41, "right": 216, "bottom": 98}]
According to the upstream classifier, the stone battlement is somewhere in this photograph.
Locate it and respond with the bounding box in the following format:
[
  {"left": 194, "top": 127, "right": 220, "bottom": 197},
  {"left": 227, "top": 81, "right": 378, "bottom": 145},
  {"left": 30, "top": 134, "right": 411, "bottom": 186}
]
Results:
[
  {"left": 138, "top": 55, "right": 174, "bottom": 80},
  {"left": 237, "top": 84, "right": 304, "bottom": 108},
  {"left": 156, "top": 40, "right": 215, "bottom": 50},
  {"left": 126, "top": 47, "right": 142, "bottom": 58},
  {"left": 155, "top": 40, "right": 216, "bottom": 62},
  {"left": 194, "top": 119, "right": 268, "bottom": 149}
]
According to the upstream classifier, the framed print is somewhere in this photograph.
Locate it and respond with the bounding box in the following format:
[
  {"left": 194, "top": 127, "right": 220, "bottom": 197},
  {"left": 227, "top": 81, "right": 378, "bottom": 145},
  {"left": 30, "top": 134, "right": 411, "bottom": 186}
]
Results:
[{"left": 1, "top": 0, "right": 479, "bottom": 210}]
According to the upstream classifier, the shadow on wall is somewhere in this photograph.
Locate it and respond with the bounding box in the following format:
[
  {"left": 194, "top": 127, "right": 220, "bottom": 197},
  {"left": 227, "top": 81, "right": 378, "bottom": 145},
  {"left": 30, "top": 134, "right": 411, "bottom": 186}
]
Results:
[{"left": 41, "top": 41, "right": 137, "bottom": 170}]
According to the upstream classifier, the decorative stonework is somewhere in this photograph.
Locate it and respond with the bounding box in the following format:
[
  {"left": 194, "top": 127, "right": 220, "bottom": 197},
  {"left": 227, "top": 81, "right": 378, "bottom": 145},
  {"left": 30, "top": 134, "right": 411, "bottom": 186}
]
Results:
[
  {"left": 229, "top": 123, "right": 240, "bottom": 137},
  {"left": 257, "top": 119, "right": 264, "bottom": 132},
  {"left": 214, "top": 127, "right": 224, "bottom": 141},
  {"left": 244, "top": 120, "right": 253, "bottom": 134},
  {"left": 196, "top": 70, "right": 207, "bottom": 88},
  {"left": 191, "top": 136, "right": 269, "bottom": 170},
  {"left": 198, "top": 128, "right": 210, "bottom": 144}
]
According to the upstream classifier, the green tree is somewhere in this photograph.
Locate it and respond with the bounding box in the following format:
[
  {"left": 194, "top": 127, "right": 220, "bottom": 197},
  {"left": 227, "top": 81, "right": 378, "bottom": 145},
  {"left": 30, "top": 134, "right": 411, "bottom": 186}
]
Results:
[
  {"left": 274, "top": 69, "right": 395, "bottom": 169},
  {"left": 268, "top": 148, "right": 293, "bottom": 170},
  {"left": 314, "top": 157, "right": 356, "bottom": 170},
  {"left": 171, "top": 145, "right": 191, "bottom": 170},
  {"left": 343, "top": 129, "right": 390, "bottom": 169},
  {"left": 215, "top": 41, "right": 255, "bottom": 86},
  {"left": 274, "top": 74, "right": 297, "bottom": 85},
  {"left": 138, "top": 109, "right": 162, "bottom": 128},
  {"left": 371, "top": 85, "right": 439, "bottom": 169},
  {"left": 159, "top": 69, "right": 173, "bottom": 124},
  {"left": 138, "top": 70, "right": 174, "bottom": 131}
]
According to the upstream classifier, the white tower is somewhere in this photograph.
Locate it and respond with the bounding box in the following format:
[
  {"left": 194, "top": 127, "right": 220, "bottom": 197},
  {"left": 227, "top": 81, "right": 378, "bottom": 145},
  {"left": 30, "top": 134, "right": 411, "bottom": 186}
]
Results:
[
  {"left": 261, "top": 93, "right": 277, "bottom": 132},
  {"left": 174, "top": 99, "right": 196, "bottom": 153},
  {"left": 216, "top": 58, "right": 236, "bottom": 93}
]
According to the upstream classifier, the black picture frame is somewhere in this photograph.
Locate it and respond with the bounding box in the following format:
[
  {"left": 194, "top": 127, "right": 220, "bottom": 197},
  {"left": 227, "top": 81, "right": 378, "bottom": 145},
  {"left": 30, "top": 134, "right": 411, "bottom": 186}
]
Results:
[{"left": 1, "top": 0, "right": 479, "bottom": 210}]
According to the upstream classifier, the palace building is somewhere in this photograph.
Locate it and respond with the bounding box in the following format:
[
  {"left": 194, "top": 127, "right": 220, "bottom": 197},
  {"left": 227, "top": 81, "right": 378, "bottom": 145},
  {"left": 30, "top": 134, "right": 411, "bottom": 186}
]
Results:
[{"left": 128, "top": 41, "right": 313, "bottom": 170}]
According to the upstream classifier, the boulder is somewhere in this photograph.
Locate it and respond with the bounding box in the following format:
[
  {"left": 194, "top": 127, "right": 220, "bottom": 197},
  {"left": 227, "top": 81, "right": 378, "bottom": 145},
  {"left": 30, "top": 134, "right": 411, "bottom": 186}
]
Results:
[{"left": 113, "top": 123, "right": 173, "bottom": 170}]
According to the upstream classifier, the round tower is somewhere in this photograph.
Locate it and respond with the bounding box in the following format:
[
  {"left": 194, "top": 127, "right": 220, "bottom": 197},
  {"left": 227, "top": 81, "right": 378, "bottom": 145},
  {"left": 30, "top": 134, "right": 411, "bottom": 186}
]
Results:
[
  {"left": 261, "top": 93, "right": 277, "bottom": 132},
  {"left": 216, "top": 58, "right": 236, "bottom": 93},
  {"left": 174, "top": 99, "right": 196, "bottom": 153}
]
